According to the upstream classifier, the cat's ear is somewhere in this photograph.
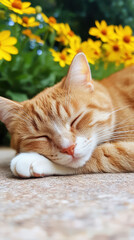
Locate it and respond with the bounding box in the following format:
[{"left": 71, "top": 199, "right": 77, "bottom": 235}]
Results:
[
  {"left": 0, "top": 97, "right": 22, "bottom": 129},
  {"left": 64, "top": 52, "right": 94, "bottom": 91}
]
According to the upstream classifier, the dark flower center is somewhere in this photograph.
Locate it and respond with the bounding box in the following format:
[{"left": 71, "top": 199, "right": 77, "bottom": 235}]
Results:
[
  {"left": 101, "top": 29, "right": 107, "bottom": 35},
  {"left": 12, "top": 0, "right": 22, "bottom": 9},
  {"left": 123, "top": 35, "right": 130, "bottom": 43},
  {"left": 60, "top": 53, "right": 66, "bottom": 60},
  {"left": 49, "top": 17, "right": 56, "bottom": 24},
  {"left": 113, "top": 45, "right": 119, "bottom": 52},
  {"left": 22, "top": 17, "right": 29, "bottom": 24}
]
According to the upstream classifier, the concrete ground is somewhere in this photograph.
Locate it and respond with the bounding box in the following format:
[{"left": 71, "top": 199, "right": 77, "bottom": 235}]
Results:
[{"left": 0, "top": 148, "right": 134, "bottom": 240}]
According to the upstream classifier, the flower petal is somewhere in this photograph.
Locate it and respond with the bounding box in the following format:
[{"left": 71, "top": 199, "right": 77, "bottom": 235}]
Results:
[
  {"left": 95, "top": 21, "right": 100, "bottom": 29},
  {"left": 10, "top": 13, "right": 17, "bottom": 22},
  {"left": 101, "top": 20, "right": 107, "bottom": 28},
  {"left": 1, "top": 37, "right": 17, "bottom": 45},
  {"left": 10, "top": 14, "right": 22, "bottom": 24},
  {"left": 23, "top": 7, "right": 36, "bottom": 14},
  {"left": 89, "top": 27, "right": 99, "bottom": 36},
  {"left": 10, "top": 7, "right": 23, "bottom": 14},
  {"left": 0, "top": 30, "right": 10, "bottom": 41},
  {"left": 0, "top": 49, "right": 11, "bottom": 61},
  {"left": 1, "top": 45, "right": 18, "bottom": 54},
  {"left": 29, "top": 22, "right": 40, "bottom": 27},
  {"left": 28, "top": 17, "right": 35, "bottom": 23},
  {"left": 22, "top": 2, "right": 31, "bottom": 8},
  {"left": 0, "top": 0, "right": 11, "bottom": 7},
  {"left": 60, "top": 60, "right": 65, "bottom": 67},
  {"left": 124, "top": 26, "right": 132, "bottom": 35},
  {"left": 41, "top": 13, "right": 49, "bottom": 23}
]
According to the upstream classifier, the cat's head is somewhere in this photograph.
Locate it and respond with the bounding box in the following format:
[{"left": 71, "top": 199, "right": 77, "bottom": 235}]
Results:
[{"left": 0, "top": 53, "right": 114, "bottom": 168}]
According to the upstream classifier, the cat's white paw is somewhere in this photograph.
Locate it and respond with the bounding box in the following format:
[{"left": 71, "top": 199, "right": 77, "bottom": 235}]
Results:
[
  {"left": 11, "top": 153, "right": 46, "bottom": 178},
  {"left": 10, "top": 152, "right": 57, "bottom": 178},
  {"left": 10, "top": 152, "right": 75, "bottom": 178}
]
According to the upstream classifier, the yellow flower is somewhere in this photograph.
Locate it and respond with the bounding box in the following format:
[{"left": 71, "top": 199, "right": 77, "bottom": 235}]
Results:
[
  {"left": 115, "top": 25, "right": 134, "bottom": 50},
  {"left": 55, "top": 34, "right": 68, "bottom": 45},
  {"left": 41, "top": 13, "right": 57, "bottom": 27},
  {"left": 10, "top": 14, "right": 40, "bottom": 27},
  {"left": 0, "top": 0, "right": 35, "bottom": 14},
  {"left": 67, "top": 35, "right": 82, "bottom": 57},
  {"left": 50, "top": 48, "right": 72, "bottom": 67},
  {"left": 81, "top": 39, "right": 102, "bottom": 64},
  {"left": 67, "top": 36, "right": 101, "bottom": 64},
  {"left": 54, "top": 23, "right": 76, "bottom": 46},
  {"left": 0, "top": 30, "right": 18, "bottom": 61},
  {"left": 22, "top": 29, "right": 44, "bottom": 44},
  {"left": 89, "top": 20, "right": 115, "bottom": 42},
  {"left": 103, "top": 41, "right": 123, "bottom": 65},
  {"left": 121, "top": 51, "right": 134, "bottom": 67}
]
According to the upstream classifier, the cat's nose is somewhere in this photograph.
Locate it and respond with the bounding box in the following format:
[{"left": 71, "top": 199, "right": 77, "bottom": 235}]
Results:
[{"left": 61, "top": 144, "right": 75, "bottom": 156}]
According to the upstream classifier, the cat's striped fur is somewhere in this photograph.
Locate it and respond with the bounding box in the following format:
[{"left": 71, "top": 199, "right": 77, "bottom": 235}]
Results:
[{"left": 0, "top": 52, "right": 134, "bottom": 178}]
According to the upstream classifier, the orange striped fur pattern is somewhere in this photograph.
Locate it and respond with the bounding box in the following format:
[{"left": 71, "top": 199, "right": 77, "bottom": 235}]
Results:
[{"left": 0, "top": 52, "right": 134, "bottom": 177}]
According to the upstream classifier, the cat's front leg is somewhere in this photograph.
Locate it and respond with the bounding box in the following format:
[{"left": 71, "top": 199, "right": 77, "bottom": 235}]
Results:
[
  {"left": 10, "top": 152, "right": 76, "bottom": 178},
  {"left": 82, "top": 141, "right": 134, "bottom": 173}
]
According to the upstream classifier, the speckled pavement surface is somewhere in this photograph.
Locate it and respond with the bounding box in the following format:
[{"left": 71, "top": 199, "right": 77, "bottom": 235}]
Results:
[{"left": 0, "top": 147, "right": 134, "bottom": 240}]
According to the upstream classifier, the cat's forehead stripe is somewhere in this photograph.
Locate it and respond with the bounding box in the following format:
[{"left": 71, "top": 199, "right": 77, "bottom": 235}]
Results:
[
  {"left": 30, "top": 104, "right": 44, "bottom": 122},
  {"left": 53, "top": 122, "right": 62, "bottom": 135},
  {"left": 51, "top": 100, "right": 71, "bottom": 119}
]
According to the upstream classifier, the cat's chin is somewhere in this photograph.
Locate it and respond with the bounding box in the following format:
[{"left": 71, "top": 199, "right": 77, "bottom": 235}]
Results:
[{"left": 63, "top": 154, "right": 91, "bottom": 169}]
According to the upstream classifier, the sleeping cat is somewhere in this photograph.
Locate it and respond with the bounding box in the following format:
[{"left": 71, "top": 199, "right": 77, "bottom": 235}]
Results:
[{"left": 0, "top": 52, "right": 134, "bottom": 178}]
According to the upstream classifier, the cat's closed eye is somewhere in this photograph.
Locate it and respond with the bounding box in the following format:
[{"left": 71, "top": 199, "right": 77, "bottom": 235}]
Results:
[
  {"left": 37, "top": 135, "right": 50, "bottom": 141},
  {"left": 71, "top": 112, "right": 84, "bottom": 127},
  {"left": 28, "top": 135, "right": 51, "bottom": 141}
]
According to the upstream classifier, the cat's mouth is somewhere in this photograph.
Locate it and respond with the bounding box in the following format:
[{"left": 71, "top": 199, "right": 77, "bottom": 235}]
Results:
[{"left": 63, "top": 153, "right": 90, "bottom": 168}]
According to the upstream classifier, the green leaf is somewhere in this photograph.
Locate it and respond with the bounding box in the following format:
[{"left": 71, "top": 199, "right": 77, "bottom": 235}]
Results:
[
  {"left": 6, "top": 91, "right": 28, "bottom": 102},
  {"left": 91, "top": 61, "right": 124, "bottom": 80}
]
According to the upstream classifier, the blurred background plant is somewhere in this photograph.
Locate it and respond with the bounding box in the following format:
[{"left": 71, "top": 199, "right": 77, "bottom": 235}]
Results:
[{"left": 0, "top": 0, "right": 134, "bottom": 145}]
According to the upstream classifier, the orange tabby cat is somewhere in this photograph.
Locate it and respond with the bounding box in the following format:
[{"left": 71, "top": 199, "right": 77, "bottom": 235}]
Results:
[{"left": 0, "top": 52, "right": 134, "bottom": 178}]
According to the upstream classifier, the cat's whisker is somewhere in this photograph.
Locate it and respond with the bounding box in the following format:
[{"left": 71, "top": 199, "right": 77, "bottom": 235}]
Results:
[
  {"left": 96, "top": 129, "right": 134, "bottom": 143},
  {"left": 97, "top": 131, "right": 134, "bottom": 140},
  {"left": 114, "top": 124, "right": 134, "bottom": 131},
  {"left": 102, "top": 136, "right": 134, "bottom": 143},
  {"left": 108, "top": 105, "right": 130, "bottom": 116},
  {"left": 99, "top": 131, "right": 134, "bottom": 139},
  {"left": 96, "top": 105, "right": 134, "bottom": 135},
  {"left": 98, "top": 134, "right": 134, "bottom": 142},
  {"left": 103, "top": 129, "right": 134, "bottom": 136},
  {"left": 114, "top": 130, "right": 134, "bottom": 134},
  {"left": 113, "top": 110, "right": 134, "bottom": 127},
  {"left": 97, "top": 118, "right": 134, "bottom": 136}
]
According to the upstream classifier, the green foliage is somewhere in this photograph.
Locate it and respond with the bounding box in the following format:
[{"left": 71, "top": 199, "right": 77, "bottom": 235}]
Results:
[
  {"left": 0, "top": 21, "right": 68, "bottom": 102},
  {"left": 0, "top": 50, "right": 68, "bottom": 101},
  {"left": 0, "top": 0, "right": 128, "bottom": 145},
  {"left": 91, "top": 62, "right": 124, "bottom": 81},
  {"left": 32, "top": 0, "right": 134, "bottom": 40}
]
